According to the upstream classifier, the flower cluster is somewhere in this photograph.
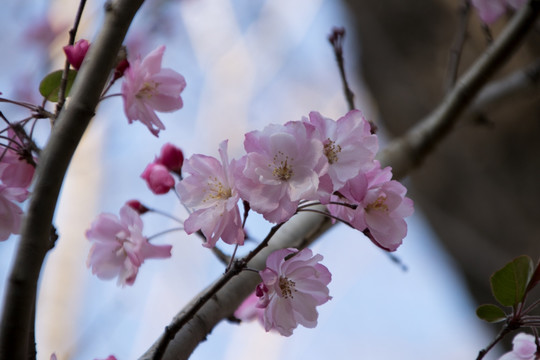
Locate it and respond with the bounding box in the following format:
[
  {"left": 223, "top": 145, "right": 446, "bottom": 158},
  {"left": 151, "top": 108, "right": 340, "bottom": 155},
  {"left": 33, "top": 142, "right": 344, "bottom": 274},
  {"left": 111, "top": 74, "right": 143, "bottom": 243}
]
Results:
[
  {"left": 177, "top": 110, "right": 413, "bottom": 251},
  {"left": 0, "top": 131, "right": 35, "bottom": 241}
]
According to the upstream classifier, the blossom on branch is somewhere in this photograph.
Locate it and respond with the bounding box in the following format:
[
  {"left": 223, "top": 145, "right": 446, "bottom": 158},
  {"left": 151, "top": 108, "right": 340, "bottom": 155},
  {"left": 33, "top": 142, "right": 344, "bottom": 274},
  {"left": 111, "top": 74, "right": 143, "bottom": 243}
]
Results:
[
  {"left": 155, "top": 142, "right": 184, "bottom": 176},
  {"left": 256, "top": 248, "right": 332, "bottom": 336},
  {"left": 498, "top": 333, "right": 538, "bottom": 360},
  {"left": 236, "top": 121, "right": 326, "bottom": 223},
  {"left": 121, "top": 45, "right": 186, "bottom": 136},
  {"left": 86, "top": 205, "right": 172, "bottom": 286},
  {"left": 176, "top": 140, "right": 244, "bottom": 247}
]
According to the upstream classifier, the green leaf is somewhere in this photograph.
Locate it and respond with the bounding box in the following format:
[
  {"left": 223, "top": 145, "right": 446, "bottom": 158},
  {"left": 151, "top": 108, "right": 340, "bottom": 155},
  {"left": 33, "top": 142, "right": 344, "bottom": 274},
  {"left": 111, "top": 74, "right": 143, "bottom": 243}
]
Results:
[
  {"left": 39, "top": 69, "right": 77, "bottom": 102},
  {"left": 490, "top": 255, "right": 534, "bottom": 307},
  {"left": 476, "top": 304, "right": 507, "bottom": 323}
]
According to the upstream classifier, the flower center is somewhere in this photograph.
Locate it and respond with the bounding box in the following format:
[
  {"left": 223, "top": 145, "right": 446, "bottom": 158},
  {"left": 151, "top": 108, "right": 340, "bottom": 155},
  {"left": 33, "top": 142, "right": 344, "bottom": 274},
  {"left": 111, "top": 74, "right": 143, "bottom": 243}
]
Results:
[
  {"left": 137, "top": 81, "right": 159, "bottom": 99},
  {"left": 271, "top": 151, "right": 294, "bottom": 181},
  {"left": 366, "top": 195, "right": 388, "bottom": 213},
  {"left": 323, "top": 138, "right": 342, "bottom": 164},
  {"left": 203, "top": 176, "right": 231, "bottom": 203},
  {"left": 279, "top": 276, "right": 296, "bottom": 299}
]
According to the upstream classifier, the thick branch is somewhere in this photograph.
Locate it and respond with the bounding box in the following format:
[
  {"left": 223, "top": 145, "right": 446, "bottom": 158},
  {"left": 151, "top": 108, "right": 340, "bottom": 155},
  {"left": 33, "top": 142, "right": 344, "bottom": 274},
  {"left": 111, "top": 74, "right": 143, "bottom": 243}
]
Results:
[
  {"left": 0, "top": 1, "right": 144, "bottom": 358},
  {"left": 146, "top": 1, "right": 540, "bottom": 359},
  {"left": 377, "top": 0, "right": 540, "bottom": 179}
]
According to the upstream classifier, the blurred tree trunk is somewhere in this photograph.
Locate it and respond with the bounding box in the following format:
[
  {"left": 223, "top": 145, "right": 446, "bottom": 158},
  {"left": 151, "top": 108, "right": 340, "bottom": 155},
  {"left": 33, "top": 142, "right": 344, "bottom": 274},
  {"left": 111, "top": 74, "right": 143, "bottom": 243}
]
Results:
[{"left": 343, "top": 0, "right": 540, "bottom": 305}]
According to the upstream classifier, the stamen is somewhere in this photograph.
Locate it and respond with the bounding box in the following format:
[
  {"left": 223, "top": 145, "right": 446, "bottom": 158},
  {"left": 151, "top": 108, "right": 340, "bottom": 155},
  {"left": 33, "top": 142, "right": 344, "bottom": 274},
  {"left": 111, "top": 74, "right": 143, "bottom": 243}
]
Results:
[
  {"left": 279, "top": 276, "right": 296, "bottom": 298},
  {"left": 323, "top": 138, "right": 341, "bottom": 164}
]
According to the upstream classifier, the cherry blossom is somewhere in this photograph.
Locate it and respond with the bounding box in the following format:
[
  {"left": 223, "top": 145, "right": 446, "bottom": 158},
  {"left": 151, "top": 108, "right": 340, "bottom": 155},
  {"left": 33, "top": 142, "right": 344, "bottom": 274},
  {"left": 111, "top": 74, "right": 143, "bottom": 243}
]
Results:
[
  {"left": 256, "top": 248, "right": 332, "bottom": 336},
  {"left": 499, "top": 333, "right": 538, "bottom": 360},
  {"left": 63, "top": 39, "right": 90, "bottom": 70},
  {"left": 86, "top": 205, "right": 172, "bottom": 286},
  {"left": 236, "top": 121, "right": 326, "bottom": 223},
  {"left": 303, "top": 110, "right": 377, "bottom": 201},
  {"left": 176, "top": 140, "right": 244, "bottom": 247},
  {"left": 140, "top": 162, "right": 175, "bottom": 194},
  {"left": 121, "top": 45, "right": 186, "bottom": 136},
  {"left": 328, "top": 162, "right": 414, "bottom": 251}
]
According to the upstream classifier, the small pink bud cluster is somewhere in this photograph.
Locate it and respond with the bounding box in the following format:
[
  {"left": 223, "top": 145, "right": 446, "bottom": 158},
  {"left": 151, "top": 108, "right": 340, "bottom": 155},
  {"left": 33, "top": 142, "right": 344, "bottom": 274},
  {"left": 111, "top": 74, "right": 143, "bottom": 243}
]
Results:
[{"left": 140, "top": 143, "right": 184, "bottom": 195}]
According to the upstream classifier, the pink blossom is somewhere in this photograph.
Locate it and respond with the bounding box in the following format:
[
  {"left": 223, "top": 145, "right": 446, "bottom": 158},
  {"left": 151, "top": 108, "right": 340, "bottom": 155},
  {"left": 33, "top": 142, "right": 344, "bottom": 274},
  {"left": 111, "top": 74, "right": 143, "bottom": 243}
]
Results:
[
  {"left": 499, "top": 333, "right": 538, "bottom": 360},
  {"left": 155, "top": 143, "right": 184, "bottom": 175},
  {"left": 472, "top": 0, "right": 526, "bottom": 24},
  {"left": 86, "top": 205, "right": 172, "bottom": 286},
  {"left": 256, "top": 248, "right": 332, "bottom": 336},
  {"left": 236, "top": 121, "right": 326, "bottom": 223},
  {"left": 50, "top": 354, "right": 57, "bottom": 360},
  {"left": 328, "top": 163, "right": 414, "bottom": 251},
  {"left": 176, "top": 140, "right": 244, "bottom": 247},
  {"left": 63, "top": 39, "right": 90, "bottom": 70},
  {"left": 0, "top": 140, "right": 35, "bottom": 190},
  {"left": 234, "top": 291, "right": 265, "bottom": 325},
  {"left": 121, "top": 45, "right": 186, "bottom": 136},
  {"left": 140, "top": 163, "right": 175, "bottom": 194},
  {"left": 304, "top": 110, "right": 377, "bottom": 201}
]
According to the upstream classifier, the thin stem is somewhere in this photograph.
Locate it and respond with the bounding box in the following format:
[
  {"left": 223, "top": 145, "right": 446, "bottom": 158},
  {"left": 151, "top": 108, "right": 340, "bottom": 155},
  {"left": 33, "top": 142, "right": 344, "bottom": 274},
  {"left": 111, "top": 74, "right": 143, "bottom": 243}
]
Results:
[
  {"left": 55, "top": 0, "right": 88, "bottom": 117},
  {"left": 328, "top": 27, "right": 355, "bottom": 111},
  {"left": 477, "top": 325, "right": 513, "bottom": 360},
  {"left": 147, "top": 207, "right": 183, "bottom": 224},
  {"left": 147, "top": 227, "right": 183, "bottom": 241}
]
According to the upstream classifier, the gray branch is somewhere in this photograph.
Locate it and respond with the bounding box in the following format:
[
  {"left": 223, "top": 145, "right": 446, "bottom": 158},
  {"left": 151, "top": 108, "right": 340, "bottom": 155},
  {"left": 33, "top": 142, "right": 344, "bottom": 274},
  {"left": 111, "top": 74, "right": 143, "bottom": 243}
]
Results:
[{"left": 0, "top": 0, "right": 145, "bottom": 358}]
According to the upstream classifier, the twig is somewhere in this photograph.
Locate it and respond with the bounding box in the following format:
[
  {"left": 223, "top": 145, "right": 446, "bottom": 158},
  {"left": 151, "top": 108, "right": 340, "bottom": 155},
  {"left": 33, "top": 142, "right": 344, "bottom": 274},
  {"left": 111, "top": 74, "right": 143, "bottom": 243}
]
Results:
[
  {"left": 0, "top": 1, "right": 145, "bottom": 358},
  {"left": 328, "top": 27, "right": 355, "bottom": 111},
  {"left": 55, "top": 0, "right": 88, "bottom": 118},
  {"left": 377, "top": 0, "right": 540, "bottom": 180}
]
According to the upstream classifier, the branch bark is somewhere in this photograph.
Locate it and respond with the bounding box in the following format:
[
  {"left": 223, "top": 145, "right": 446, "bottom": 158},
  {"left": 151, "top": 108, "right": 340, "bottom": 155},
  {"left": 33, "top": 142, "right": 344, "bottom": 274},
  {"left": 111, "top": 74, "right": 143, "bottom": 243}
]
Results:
[
  {"left": 143, "top": 1, "right": 540, "bottom": 359},
  {"left": 0, "top": 1, "right": 145, "bottom": 358}
]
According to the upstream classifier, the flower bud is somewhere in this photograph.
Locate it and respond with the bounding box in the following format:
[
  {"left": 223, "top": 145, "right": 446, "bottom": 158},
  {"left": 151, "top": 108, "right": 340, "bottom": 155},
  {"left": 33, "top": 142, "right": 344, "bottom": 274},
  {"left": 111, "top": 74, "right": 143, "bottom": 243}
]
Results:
[
  {"left": 63, "top": 39, "right": 90, "bottom": 70},
  {"left": 140, "top": 163, "right": 175, "bottom": 194}
]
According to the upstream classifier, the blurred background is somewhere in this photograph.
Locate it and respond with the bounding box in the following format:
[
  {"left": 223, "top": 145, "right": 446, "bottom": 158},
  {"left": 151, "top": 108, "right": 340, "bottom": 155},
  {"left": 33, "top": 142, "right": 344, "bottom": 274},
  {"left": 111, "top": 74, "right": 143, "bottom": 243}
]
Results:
[{"left": 0, "top": 0, "right": 538, "bottom": 359}]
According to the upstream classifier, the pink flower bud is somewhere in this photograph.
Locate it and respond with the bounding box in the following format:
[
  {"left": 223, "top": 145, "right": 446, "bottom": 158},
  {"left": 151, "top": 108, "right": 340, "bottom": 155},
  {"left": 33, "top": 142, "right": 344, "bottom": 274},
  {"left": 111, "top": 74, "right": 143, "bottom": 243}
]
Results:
[
  {"left": 140, "top": 163, "right": 175, "bottom": 194},
  {"left": 113, "top": 59, "right": 130, "bottom": 81},
  {"left": 156, "top": 143, "right": 184, "bottom": 176},
  {"left": 63, "top": 39, "right": 90, "bottom": 70},
  {"left": 125, "top": 199, "right": 149, "bottom": 214}
]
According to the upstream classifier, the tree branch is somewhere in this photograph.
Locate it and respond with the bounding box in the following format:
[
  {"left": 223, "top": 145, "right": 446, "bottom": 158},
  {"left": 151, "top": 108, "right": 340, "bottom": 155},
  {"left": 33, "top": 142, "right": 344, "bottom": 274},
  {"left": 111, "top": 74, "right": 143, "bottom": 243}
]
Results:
[
  {"left": 143, "top": 1, "right": 540, "bottom": 359},
  {"left": 377, "top": 0, "right": 540, "bottom": 179},
  {"left": 0, "top": 1, "right": 145, "bottom": 358}
]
